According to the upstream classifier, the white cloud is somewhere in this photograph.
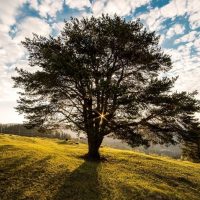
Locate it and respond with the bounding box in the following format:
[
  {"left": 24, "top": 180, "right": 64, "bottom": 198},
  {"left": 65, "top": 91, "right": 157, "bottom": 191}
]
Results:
[
  {"left": 0, "top": 0, "right": 25, "bottom": 29},
  {"left": 138, "top": 0, "right": 188, "bottom": 31},
  {"left": 166, "top": 24, "right": 185, "bottom": 38},
  {"left": 0, "top": 32, "right": 24, "bottom": 66},
  {"left": 176, "top": 0, "right": 200, "bottom": 30},
  {"left": 66, "top": 0, "right": 91, "bottom": 10},
  {"left": 93, "top": 0, "right": 130, "bottom": 16},
  {"left": 0, "top": 16, "right": 51, "bottom": 124},
  {"left": 173, "top": 64, "right": 200, "bottom": 98},
  {"left": 0, "top": 62, "right": 23, "bottom": 124},
  {"left": 0, "top": 24, "right": 10, "bottom": 33},
  {"left": 175, "top": 70, "right": 200, "bottom": 98},
  {"left": 0, "top": 0, "right": 26, "bottom": 36},
  {"left": 174, "top": 31, "right": 198, "bottom": 44},
  {"left": 92, "top": 0, "right": 150, "bottom": 17},
  {"left": 28, "top": 0, "right": 38, "bottom": 10},
  {"left": 28, "top": 0, "right": 64, "bottom": 18},
  {"left": 15, "top": 17, "right": 51, "bottom": 42},
  {"left": 187, "top": 0, "right": 200, "bottom": 12},
  {"left": 193, "top": 38, "right": 200, "bottom": 52},
  {"left": 138, "top": 0, "right": 200, "bottom": 31},
  {"left": 188, "top": 12, "right": 200, "bottom": 29},
  {"left": 164, "top": 45, "right": 200, "bottom": 99},
  {"left": 0, "top": 71, "right": 18, "bottom": 102},
  {"left": 139, "top": 7, "right": 165, "bottom": 31},
  {"left": 160, "top": 0, "right": 187, "bottom": 19},
  {"left": 92, "top": 0, "right": 106, "bottom": 16},
  {"left": 187, "top": 0, "right": 200, "bottom": 29},
  {"left": 159, "top": 34, "right": 165, "bottom": 45},
  {"left": 0, "top": 101, "right": 24, "bottom": 123},
  {"left": 52, "top": 21, "right": 65, "bottom": 34}
]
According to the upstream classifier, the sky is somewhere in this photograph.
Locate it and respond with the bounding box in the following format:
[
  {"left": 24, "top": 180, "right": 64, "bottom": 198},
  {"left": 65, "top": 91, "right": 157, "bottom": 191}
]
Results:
[{"left": 0, "top": 0, "right": 200, "bottom": 123}]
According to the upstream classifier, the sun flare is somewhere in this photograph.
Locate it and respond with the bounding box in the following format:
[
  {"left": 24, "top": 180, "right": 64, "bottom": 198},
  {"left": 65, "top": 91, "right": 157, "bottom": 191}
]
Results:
[{"left": 100, "top": 113, "right": 106, "bottom": 119}]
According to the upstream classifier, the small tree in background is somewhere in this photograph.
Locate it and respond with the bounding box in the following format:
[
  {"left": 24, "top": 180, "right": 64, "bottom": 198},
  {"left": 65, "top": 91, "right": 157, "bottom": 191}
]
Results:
[
  {"left": 13, "top": 15, "right": 200, "bottom": 160},
  {"left": 181, "top": 115, "right": 200, "bottom": 162}
]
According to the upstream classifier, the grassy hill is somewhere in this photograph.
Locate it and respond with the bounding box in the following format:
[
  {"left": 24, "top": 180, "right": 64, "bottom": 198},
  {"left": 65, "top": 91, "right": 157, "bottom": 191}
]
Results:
[{"left": 0, "top": 134, "right": 200, "bottom": 200}]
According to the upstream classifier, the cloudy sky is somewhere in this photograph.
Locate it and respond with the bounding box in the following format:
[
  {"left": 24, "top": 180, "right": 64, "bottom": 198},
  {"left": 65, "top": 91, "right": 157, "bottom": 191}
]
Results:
[{"left": 0, "top": 0, "right": 200, "bottom": 123}]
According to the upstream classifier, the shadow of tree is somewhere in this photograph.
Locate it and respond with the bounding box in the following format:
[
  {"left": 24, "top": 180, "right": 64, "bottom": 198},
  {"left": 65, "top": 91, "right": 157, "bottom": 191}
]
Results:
[
  {"left": 1, "top": 154, "right": 103, "bottom": 200},
  {"left": 54, "top": 161, "right": 102, "bottom": 200},
  {"left": 0, "top": 155, "right": 52, "bottom": 200},
  {"left": 1, "top": 152, "right": 199, "bottom": 200},
  {"left": 0, "top": 144, "right": 21, "bottom": 152}
]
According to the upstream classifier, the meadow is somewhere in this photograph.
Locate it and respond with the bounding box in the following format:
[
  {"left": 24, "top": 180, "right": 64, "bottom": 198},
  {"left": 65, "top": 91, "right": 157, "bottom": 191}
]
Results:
[{"left": 0, "top": 134, "right": 200, "bottom": 200}]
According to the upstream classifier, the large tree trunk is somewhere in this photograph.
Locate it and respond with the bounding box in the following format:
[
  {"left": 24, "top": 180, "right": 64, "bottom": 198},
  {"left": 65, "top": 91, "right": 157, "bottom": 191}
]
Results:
[{"left": 87, "top": 134, "right": 103, "bottom": 160}]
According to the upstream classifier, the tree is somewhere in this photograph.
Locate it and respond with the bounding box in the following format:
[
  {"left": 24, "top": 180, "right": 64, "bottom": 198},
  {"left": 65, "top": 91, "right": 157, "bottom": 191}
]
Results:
[
  {"left": 13, "top": 15, "right": 200, "bottom": 160},
  {"left": 181, "top": 115, "right": 200, "bottom": 162}
]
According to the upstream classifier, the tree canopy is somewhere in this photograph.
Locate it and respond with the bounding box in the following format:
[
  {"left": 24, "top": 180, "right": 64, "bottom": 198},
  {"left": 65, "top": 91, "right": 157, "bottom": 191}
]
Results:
[{"left": 13, "top": 15, "right": 200, "bottom": 160}]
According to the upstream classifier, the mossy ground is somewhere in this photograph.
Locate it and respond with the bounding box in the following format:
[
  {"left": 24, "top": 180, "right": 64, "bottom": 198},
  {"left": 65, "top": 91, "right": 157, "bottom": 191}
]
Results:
[{"left": 0, "top": 134, "right": 200, "bottom": 200}]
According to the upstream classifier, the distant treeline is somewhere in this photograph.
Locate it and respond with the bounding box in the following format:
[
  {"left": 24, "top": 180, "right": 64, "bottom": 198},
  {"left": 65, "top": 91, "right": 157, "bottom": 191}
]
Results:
[
  {"left": 0, "top": 124, "right": 71, "bottom": 140},
  {"left": 0, "top": 124, "right": 196, "bottom": 161}
]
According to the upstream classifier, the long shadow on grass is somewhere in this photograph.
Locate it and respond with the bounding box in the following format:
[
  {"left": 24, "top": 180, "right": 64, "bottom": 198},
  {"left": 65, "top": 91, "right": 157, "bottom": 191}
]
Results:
[
  {"left": 0, "top": 144, "right": 21, "bottom": 152},
  {"left": 55, "top": 161, "right": 102, "bottom": 200},
  {"left": 0, "top": 155, "right": 52, "bottom": 200}
]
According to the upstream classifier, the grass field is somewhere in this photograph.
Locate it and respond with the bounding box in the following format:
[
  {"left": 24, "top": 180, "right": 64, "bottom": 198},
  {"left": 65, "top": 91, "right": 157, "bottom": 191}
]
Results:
[{"left": 0, "top": 134, "right": 200, "bottom": 200}]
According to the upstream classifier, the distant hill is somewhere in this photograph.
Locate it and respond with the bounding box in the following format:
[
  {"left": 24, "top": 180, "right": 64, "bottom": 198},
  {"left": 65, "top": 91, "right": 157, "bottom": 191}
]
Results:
[
  {"left": 0, "top": 124, "right": 182, "bottom": 158},
  {"left": 0, "top": 134, "right": 200, "bottom": 200}
]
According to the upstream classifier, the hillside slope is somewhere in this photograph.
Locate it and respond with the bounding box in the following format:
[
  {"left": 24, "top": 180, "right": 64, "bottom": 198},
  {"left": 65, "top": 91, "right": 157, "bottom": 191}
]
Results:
[{"left": 0, "top": 134, "right": 200, "bottom": 200}]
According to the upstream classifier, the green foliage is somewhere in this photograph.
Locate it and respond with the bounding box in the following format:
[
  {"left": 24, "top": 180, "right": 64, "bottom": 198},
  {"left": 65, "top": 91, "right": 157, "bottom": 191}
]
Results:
[
  {"left": 1, "top": 134, "right": 200, "bottom": 200},
  {"left": 181, "top": 115, "right": 200, "bottom": 162},
  {"left": 182, "top": 141, "right": 200, "bottom": 162},
  {"left": 12, "top": 15, "right": 200, "bottom": 159}
]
